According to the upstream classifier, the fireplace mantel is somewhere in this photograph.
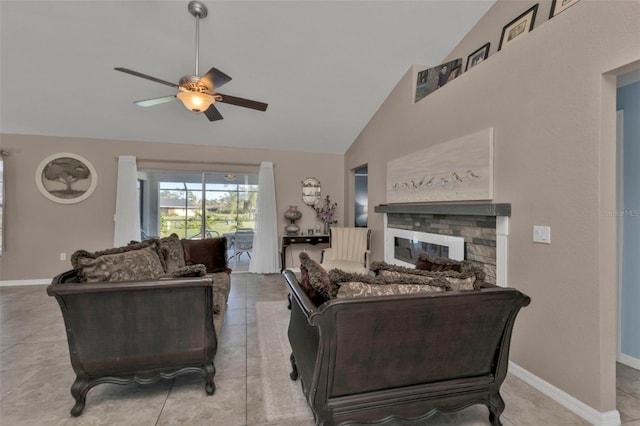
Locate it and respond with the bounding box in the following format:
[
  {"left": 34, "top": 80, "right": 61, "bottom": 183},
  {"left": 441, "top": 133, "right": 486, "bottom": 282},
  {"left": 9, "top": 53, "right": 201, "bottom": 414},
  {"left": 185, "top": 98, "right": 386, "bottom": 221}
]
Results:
[{"left": 374, "top": 203, "right": 511, "bottom": 217}]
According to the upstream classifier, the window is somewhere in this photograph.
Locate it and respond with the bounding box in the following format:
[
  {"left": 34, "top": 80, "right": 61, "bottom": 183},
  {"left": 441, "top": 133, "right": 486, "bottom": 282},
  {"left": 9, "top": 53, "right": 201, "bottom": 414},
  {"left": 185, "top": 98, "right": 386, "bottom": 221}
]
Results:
[{"left": 139, "top": 170, "right": 258, "bottom": 239}]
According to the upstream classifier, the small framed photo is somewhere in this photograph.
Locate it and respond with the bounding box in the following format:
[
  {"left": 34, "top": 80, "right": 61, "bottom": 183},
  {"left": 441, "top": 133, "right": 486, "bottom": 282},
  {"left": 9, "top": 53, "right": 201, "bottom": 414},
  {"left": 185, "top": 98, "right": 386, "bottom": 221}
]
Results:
[
  {"left": 35, "top": 153, "right": 97, "bottom": 204},
  {"left": 465, "top": 43, "right": 490, "bottom": 71},
  {"left": 307, "top": 229, "right": 314, "bottom": 236},
  {"left": 549, "top": 0, "right": 581, "bottom": 18},
  {"left": 499, "top": 4, "right": 539, "bottom": 51}
]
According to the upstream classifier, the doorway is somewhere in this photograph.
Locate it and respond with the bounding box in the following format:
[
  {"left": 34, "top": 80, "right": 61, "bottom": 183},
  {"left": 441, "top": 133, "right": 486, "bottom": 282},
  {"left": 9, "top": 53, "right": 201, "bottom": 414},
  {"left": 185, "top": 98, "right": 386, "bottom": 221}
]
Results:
[
  {"left": 616, "top": 71, "right": 640, "bottom": 369},
  {"left": 615, "top": 69, "right": 640, "bottom": 423},
  {"left": 353, "top": 165, "right": 368, "bottom": 227}
]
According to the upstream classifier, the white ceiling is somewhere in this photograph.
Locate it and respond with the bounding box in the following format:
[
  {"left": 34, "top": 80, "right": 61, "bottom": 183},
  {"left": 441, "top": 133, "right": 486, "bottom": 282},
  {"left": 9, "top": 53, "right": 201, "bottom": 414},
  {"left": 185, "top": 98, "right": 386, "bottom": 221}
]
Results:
[{"left": 0, "top": 0, "right": 494, "bottom": 154}]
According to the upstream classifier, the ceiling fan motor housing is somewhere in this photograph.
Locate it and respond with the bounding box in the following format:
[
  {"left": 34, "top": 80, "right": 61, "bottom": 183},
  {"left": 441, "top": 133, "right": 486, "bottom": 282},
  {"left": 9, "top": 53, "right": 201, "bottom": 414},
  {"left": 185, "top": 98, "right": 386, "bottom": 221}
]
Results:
[{"left": 179, "top": 75, "right": 209, "bottom": 93}]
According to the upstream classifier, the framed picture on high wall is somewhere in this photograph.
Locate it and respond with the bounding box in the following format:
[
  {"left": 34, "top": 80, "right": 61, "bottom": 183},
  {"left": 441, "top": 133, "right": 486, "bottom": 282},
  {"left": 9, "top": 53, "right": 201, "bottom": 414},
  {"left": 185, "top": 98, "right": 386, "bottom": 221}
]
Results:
[
  {"left": 466, "top": 43, "right": 490, "bottom": 71},
  {"left": 549, "top": 0, "right": 581, "bottom": 18},
  {"left": 498, "top": 4, "right": 539, "bottom": 51}
]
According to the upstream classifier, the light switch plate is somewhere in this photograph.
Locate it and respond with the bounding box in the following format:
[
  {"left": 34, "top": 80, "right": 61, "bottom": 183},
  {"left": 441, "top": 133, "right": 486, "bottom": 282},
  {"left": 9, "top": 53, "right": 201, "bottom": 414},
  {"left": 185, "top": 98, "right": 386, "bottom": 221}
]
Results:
[{"left": 533, "top": 226, "right": 551, "bottom": 244}]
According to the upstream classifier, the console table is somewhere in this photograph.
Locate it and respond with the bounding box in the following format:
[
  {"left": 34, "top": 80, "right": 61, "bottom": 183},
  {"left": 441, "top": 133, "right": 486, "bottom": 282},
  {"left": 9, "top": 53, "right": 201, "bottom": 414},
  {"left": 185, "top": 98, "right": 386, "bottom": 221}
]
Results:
[{"left": 281, "top": 234, "right": 330, "bottom": 271}]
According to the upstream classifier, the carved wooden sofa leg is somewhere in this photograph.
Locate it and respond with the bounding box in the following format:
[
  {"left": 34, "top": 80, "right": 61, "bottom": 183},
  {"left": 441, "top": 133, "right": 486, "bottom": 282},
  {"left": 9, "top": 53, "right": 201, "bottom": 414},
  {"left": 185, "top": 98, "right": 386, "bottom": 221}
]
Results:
[
  {"left": 204, "top": 361, "right": 216, "bottom": 395},
  {"left": 289, "top": 353, "right": 299, "bottom": 380},
  {"left": 488, "top": 391, "right": 505, "bottom": 426},
  {"left": 70, "top": 376, "right": 89, "bottom": 417}
]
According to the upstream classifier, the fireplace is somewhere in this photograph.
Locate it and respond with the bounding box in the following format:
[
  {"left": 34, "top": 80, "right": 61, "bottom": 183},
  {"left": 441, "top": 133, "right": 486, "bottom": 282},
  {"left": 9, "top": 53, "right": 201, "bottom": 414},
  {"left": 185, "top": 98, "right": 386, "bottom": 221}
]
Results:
[
  {"left": 386, "top": 228, "right": 464, "bottom": 268},
  {"left": 375, "top": 203, "right": 511, "bottom": 286}
]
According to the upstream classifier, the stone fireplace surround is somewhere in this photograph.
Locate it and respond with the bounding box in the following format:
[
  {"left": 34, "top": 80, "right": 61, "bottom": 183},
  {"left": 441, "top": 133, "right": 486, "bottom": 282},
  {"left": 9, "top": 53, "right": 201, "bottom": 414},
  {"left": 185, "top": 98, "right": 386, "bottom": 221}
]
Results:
[{"left": 375, "top": 203, "right": 510, "bottom": 286}]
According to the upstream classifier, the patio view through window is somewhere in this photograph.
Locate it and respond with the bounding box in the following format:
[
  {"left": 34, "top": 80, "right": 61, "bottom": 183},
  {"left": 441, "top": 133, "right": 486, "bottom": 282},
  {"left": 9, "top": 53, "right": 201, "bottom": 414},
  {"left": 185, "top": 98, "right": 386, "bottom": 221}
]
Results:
[{"left": 138, "top": 170, "right": 258, "bottom": 240}]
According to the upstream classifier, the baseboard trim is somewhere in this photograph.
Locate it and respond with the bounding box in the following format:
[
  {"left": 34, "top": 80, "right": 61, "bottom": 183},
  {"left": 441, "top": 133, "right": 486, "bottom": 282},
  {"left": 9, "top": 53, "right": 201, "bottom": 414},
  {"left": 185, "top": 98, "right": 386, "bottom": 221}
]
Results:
[
  {"left": 509, "top": 361, "right": 621, "bottom": 426},
  {"left": 0, "top": 279, "right": 50, "bottom": 287},
  {"left": 618, "top": 353, "right": 640, "bottom": 370}
]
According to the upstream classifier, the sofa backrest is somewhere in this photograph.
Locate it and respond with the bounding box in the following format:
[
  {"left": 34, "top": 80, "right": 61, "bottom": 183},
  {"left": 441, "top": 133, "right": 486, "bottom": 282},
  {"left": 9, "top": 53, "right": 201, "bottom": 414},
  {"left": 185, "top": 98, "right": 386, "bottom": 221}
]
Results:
[
  {"left": 285, "top": 266, "right": 530, "bottom": 403},
  {"left": 320, "top": 289, "right": 527, "bottom": 398},
  {"left": 47, "top": 278, "right": 217, "bottom": 375}
]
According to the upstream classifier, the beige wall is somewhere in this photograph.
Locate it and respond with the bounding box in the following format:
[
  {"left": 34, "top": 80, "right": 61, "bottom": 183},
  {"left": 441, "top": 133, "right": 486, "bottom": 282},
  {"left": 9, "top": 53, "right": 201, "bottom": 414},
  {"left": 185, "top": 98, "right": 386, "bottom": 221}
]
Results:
[
  {"left": 345, "top": 0, "right": 639, "bottom": 416},
  {"left": 0, "top": 134, "right": 343, "bottom": 280}
]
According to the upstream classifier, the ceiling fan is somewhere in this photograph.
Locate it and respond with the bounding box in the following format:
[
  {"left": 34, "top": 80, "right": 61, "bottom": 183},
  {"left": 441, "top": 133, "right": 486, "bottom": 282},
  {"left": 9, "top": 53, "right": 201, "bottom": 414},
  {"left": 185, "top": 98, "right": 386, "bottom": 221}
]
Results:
[{"left": 114, "top": 1, "right": 268, "bottom": 122}]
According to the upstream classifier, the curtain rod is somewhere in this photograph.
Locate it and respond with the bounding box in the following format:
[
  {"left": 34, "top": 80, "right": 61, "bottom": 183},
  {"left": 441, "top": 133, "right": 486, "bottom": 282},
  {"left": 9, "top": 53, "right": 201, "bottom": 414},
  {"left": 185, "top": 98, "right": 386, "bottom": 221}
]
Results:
[{"left": 133, "top": 158, "right": 271, "bottom": 168}]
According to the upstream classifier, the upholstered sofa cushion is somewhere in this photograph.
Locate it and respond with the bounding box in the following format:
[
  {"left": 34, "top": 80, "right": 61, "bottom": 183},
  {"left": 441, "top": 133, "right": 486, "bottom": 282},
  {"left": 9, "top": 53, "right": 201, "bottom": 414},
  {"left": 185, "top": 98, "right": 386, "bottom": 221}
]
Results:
[
  {"left": 165, "top": 264, "right": 207, "bottom": 278},
  {"left": 210, "top": 272, "right": 231, "bottom": 315},
  {"left": 336, "top": 282, "right": 445, "bottom": 298},
  {"left": 182, "top": 237, "right": 230, "bottom": 273},
  {"left": 320, "top": 259, "right": 367, "bottom": 274},
  {"left": 299, "top": 252, "right": 335, "bottom": 304},
  {"left": 71, "top": 241, "right": 166, "bottom": 282},
  {"left": 329, "top": 268, "right": 450, "bottom": 290}
]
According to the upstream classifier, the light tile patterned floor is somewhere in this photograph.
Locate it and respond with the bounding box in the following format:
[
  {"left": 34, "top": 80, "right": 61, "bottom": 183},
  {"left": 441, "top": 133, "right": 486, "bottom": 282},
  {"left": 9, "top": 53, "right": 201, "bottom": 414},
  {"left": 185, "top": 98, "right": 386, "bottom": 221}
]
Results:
[{"left": 1, "top": 273, "right": 638, "bottom": 425}]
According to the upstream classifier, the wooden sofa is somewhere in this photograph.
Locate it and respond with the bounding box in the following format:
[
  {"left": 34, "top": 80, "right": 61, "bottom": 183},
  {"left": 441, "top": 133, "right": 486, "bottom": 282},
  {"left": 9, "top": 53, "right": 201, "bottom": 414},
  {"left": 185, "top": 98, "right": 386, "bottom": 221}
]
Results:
[
  {"left": 47, "top": 272, "right": 227, "bottom": 416},
  {"left": 47, "top": 234, "right": 231, "bottom": 416},
  {"left": 283, "top": 269, "right": 530, "bottom": 426}
]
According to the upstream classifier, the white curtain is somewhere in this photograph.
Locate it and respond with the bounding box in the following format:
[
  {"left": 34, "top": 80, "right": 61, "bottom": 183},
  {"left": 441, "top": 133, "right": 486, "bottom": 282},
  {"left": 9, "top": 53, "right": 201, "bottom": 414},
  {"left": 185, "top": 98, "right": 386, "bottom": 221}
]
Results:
[
  {"left": 249, "top": 162, "right": 279, "bottom": 273},
  {"left": 113, "top": 155, "right": 140, "bottom": 246}
]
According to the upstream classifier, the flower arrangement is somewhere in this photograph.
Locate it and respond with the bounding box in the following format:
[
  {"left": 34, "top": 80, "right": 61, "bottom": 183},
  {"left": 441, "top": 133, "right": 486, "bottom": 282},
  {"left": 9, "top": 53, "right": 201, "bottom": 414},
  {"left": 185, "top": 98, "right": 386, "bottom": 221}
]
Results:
[{"left": 315, "top": 195, "right": 337, "bottom": 225}]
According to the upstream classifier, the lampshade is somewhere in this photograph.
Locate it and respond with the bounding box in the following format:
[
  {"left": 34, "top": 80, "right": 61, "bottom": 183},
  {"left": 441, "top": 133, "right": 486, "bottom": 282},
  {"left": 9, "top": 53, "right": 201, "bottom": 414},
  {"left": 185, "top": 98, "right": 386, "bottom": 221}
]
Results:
[{"left": 176, "top": 91, "right": 215, "bottom": 112}]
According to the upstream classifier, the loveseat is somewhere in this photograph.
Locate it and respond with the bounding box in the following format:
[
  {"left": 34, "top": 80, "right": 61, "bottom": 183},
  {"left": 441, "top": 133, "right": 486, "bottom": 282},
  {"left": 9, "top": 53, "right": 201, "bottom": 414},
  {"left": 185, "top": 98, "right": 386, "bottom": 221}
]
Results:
[
  {"left": 283, "top": 253, "right": 530, "bottom": 425},
  {"left": 47, "top": 234, "right": 231, "bottom": 416}
]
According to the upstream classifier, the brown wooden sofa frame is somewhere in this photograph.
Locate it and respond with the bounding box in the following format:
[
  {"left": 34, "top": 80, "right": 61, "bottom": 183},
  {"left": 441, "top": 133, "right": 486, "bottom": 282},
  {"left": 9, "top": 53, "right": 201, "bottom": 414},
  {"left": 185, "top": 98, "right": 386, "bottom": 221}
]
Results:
[
  {"left": 283, "top": 269, "right": 530, "bottom": 426},
  {"left": 48, "top": 270, "right": 219, "bottom": 416}
]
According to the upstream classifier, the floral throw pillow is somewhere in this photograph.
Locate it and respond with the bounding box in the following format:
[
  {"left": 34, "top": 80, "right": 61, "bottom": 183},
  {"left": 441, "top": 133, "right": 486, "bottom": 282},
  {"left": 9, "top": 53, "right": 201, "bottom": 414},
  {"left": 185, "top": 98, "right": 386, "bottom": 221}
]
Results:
[
  {"left": 336, "top": 282, "right": 445, "bottom": 299},
  {"left": 370, "top": 261, "right": 479, "bottom": 290},
  {"left": 157, "top": 233, "right": 186, "bottom": 274},
  {"left": 71, "top": 241, "right": 165, "bottom": 282},
  {"left": 415, "top": 252, "right": 486, "bottom": 282}
]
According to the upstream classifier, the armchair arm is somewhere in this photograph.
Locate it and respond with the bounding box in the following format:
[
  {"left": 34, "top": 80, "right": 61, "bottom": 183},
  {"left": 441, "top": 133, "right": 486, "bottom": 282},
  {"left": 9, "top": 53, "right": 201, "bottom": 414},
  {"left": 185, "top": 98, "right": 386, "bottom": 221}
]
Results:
[{"left": 321, "top": 247, "right": 335, "bottom": 263}]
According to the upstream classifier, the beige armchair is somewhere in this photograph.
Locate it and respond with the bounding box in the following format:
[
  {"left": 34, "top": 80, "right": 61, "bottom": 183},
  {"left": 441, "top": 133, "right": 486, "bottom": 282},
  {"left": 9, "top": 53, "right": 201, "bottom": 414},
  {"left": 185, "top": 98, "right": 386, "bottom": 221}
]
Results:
[{"left": 321, "top": 227, "right": 371, "bottom": 274}]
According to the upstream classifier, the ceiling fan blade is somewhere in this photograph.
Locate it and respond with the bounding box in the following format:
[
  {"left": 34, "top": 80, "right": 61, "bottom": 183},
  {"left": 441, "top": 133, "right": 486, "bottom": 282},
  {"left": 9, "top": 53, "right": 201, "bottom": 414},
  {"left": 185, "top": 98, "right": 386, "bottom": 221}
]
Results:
[
  {"left": 217, "top": 93, "right": 268, "bottom": 111},
  {"left": 199, "top": 67, "right": 232, "bottom": 90},
  {"left": 134, "top": 95, "right": 177, "bottom": 107},
  {"left": 114, "top": 67, "right": 179, "bottom": 89},
  {"left": 204, "top": 104, "right": 224, "bottom": 121}
]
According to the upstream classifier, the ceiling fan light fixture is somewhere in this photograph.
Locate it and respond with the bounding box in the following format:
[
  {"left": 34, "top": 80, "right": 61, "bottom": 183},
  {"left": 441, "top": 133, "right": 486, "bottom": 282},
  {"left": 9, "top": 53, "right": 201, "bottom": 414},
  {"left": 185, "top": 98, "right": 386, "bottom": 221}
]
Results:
[{"left": 177, "top": 91, "right": 215, "bottom": 112}]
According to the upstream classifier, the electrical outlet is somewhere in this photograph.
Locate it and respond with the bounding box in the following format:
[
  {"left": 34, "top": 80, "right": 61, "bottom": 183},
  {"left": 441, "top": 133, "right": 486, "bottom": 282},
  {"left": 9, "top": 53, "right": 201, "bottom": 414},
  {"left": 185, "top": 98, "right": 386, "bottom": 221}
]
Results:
[
  {"left": 60, "top": 252, "right": 66, "bottom": 261},
  {"left": 533, "top": 226, "right": 551, "bottom": 244}
]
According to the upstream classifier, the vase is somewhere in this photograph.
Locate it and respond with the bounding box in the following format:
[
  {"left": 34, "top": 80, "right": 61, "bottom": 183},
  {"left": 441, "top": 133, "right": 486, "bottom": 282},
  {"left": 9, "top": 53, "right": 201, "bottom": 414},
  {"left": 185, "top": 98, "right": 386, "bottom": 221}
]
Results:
[
  {"left": 284, "top": 205, "right": 302, "bottom": 235},
  {"left": 323, "top": 221, "right": 330, "bottom": 235}
]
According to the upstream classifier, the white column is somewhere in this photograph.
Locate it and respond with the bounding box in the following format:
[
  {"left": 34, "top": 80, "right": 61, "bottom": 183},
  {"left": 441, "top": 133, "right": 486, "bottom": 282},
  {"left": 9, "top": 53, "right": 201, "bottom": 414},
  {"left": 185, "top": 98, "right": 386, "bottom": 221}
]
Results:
[{"left": 496, "top": 215, "right": 509, "bottom": 287}]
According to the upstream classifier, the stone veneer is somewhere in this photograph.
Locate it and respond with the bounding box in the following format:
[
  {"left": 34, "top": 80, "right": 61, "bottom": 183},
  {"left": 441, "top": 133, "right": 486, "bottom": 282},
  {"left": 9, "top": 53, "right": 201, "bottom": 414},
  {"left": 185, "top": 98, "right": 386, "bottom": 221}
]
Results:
[{"left": 386, "top": 213, "right": 497, "bottom": 284}]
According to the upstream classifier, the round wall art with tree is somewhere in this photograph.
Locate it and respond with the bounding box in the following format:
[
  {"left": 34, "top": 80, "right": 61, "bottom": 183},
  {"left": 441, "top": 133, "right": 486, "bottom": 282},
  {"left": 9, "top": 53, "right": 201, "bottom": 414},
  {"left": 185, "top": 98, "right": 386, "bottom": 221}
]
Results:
[{"left": 35, "top": 153, "right": 97, "bottom": 204}]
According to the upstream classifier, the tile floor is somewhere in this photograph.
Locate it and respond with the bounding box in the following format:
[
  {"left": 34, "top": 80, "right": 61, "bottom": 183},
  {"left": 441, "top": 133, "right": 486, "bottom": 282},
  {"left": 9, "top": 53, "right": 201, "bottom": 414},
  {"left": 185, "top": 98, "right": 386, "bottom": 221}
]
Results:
[{"left": 1, "top": 273, "right": 638, "bottom": 425}]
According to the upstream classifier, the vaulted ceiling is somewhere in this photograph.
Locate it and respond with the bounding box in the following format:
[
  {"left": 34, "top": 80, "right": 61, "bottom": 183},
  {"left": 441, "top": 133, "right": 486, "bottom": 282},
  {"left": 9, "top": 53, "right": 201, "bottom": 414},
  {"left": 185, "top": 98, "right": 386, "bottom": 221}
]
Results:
[{"left": 0, "top": 1, "right": 494, "bottom": 154}]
